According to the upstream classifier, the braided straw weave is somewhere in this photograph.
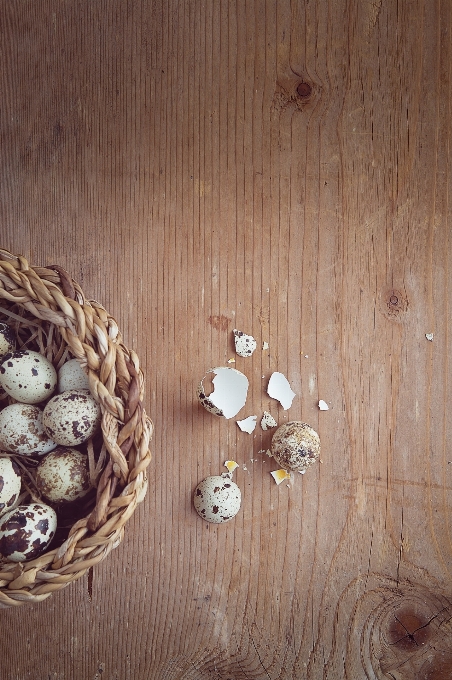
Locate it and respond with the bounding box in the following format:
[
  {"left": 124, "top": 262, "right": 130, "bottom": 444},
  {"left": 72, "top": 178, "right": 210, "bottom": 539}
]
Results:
[{"left": 0, "top": 249, "right": 153, "bottom": 607}]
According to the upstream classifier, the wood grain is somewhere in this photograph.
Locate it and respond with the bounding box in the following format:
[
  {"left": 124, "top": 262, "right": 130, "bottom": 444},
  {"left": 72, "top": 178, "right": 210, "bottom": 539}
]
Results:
[{"left": 1, "top": 1, "right": 452, "bottom": 678}]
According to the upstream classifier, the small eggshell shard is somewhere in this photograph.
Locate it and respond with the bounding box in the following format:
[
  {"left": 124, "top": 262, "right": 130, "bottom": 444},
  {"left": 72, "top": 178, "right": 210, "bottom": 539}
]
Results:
[
  {"left": 233, "top": 329, "right": 257, "bottom": 357},
  {"left": 318, "top": 400, "right": 329, "bottom": 411},
  {"left": 270, "top": 469, "right": 291, "bottom": 485},
  {"left": 425, "top": 333, "right": 434, "bottom": 341},
  {"left": 43, "top": 389, "right": 101, "bottom": 446},
  {"left": 0, "top": 324, "right": 15, "bottom": 358},
  {"left": 224, "top": 460, "right": 239, "bottom": 474},
  {"left": 0, "top": 502, "right": 57, "bottom": 562},
  {"left": 198, "top": 367, "right": 249, "bottom": 419},
  {"left": 36, "top": 447, "right": 91, "bottom": 503},
  {"left": 193, "top": 474, "right": 241, "bottom": 523},
  {"left": 0, "top": 350, "right": 57, "bottom": 404},
  {"left": 262, "top": 341, "right": 269, "bottom": 350},
  {"left": 236, "top": 415, "right": 257, "bottom": 433},
  {"left": 271, "top": 421, "right": 320, "bottom": 473},
  {"left": 261, "top": 411, "right": 277, "bottom": 431},
  {"left": 267, "top": 372, "right": 296, "bottom": 410},
  {"left": 0, "top": 404, "right": 57, "bottom": 455},
  {"left": 0, "top": 458, "right": 22, "bottom": 517},
  {"left": 58, "top": 358, "right": 90, "bottom": 393}
]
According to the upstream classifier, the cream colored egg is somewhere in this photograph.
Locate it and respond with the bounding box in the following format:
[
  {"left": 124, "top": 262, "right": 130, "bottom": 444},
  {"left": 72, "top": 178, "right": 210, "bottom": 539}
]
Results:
[
  {"left": 0, "top": 502, "right": 57, "bottom": 562},
  {"left": 271, "top": 421, "right": 320, "bottom": 473},
  {"left": 0, "top": 350, "right": 57, "bottom": 404},
  {"left": 0, "top": 457, "right": 22, "bottom": 517},
  {"left": 58, "top": 359, "right": 90, "bottom": 393},
  {"left": 193, "top": 474, "right": 241, "bottom": 523},
  {"left": 0, "top": 404, "right": 57, "bottom": 456},
  {"left": 36, "top": 447, "right": 91, "bottom": 503},
  {"left": 43, "top": 389, "right": 101, "bottom": 446}
]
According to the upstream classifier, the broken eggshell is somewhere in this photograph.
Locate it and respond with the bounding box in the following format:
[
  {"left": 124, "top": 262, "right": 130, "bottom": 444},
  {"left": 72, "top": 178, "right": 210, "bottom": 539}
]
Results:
[
  {"left": 236, "top": 415, "right": 257, "bottom": 433},
  {"left": 233, "top": 329, "right": 257, "bottom": 357},
  {"left": 271, "top": 421, "right": 320, "bottom": 473},
  {"left": 261, "top": 411, "right": 277, "bottom": 431},
  {"left": 267, "top": 372, "right": 296, "bottom": 410},
  {"left": 193, "top": 473, "right": 241, "bottom": 523},
  {"left": 197, "top": 367, "right": 249, "bottom": 419}
]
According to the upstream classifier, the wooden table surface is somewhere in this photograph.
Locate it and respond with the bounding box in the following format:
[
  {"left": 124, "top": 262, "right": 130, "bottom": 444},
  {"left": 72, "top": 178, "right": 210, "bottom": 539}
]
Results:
[{"left": 2, "top": 1, "right": 452, "bottom": 678}]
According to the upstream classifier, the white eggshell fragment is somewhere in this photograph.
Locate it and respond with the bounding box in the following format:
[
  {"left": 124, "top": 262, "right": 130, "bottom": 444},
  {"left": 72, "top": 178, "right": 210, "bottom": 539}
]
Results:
[
  {"left": 233, "top": 329, "right": 257, "bottom": 357},
  {"left": 36, "top": 447, "right": 91, "bottom": 503},
  {"left": 261, "top": 411, "right": 277, "bottom": 431},
  {"left": 198, "top": 367, "right": 249, "bottom": 419},
  {"left": 0, "top": 404, "right": 57, "bottom": 456},
  {"left": 0, "top": 502, "right": 57, "bottom": 562},
  {"left": 318, "top": 399, "right": 329, "bottom": 411},
  {"left": 271, "top": 421, "right": 320, "bottom": 473},
  {"left": 0, "top": 350, "right": 57, "bottom": 404},
  {"left": 236, "top": 415, "right": 257, "bottom": 433},
  {"left": 43, "top": 389, "right": 101, "bottom": 446},
  {"left": 0, "top": 458, "right": 22, "bottom": 517},
  {"left": 0, "top": 324, "right": 15, "bottom": 358},
  {"left": 58, "top": 359, "right": 90, "bottom": 393},
  {"left": 267, "top": 372, "right": 296, "bottom": 410},
  {"left": 193, "top": 474, "right": 241, "bottom": 523}
]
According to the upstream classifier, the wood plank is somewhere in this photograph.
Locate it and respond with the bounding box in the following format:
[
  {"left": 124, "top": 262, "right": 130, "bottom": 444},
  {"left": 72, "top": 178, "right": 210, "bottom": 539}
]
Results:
[{"left": 1, "top": 1, "right": 452, "bottom": 678}]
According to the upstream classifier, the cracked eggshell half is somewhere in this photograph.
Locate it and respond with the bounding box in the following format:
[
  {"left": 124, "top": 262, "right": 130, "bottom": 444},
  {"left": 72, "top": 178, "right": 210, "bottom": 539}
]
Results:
[
  {"left": 197, "top": 367, "right": 249, "bottom": 419},
  {"left": 271, "top": 421, "right": 320, "bottom": 473},
  {"left": 193, "top": 474, "right": 241, "bottom": 523}
]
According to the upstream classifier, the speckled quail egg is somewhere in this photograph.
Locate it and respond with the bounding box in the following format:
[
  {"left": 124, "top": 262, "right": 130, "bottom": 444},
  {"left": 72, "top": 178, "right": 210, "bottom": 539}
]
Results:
[
  {"left": 271, "top": 421, "right": 320, "bottom": 473},
  {"left": 42, "top": 389, "right": 101, "bottom": 446},
  {"left": 36, "top": 447, "right": 91, "bottom": 503},
  {"left": 57, "top": 359, "right": 90, "bottom": 393},
  {"left": 0, "top": 323, "right": 15, "bottom": 358},
  {"left": 0, "top": 457, "right": 22, "bottom": 517},
  {"left": 0, "top": 350, "right": 57, "bottom": 404},
  {"left": 193, "top": 474, "right": 241, "bottom": 523},
  {"left": 0, "top": 502, "right": 57, "bottom": 562},
  {"left": 0, "top": 403, "right": 57, "bottom": 455}
]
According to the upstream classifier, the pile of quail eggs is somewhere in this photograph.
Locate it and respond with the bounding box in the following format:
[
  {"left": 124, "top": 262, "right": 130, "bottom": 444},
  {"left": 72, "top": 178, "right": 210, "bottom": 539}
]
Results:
[{"left": 0, "top": 322, "right": 102, "bottom": 563}]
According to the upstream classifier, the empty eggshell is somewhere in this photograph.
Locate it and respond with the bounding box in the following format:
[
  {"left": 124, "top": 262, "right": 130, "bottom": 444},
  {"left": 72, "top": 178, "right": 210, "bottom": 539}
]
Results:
[
  {"left": 0, "top": 324, "right": 15, "bottom": 358},
  {"left": 271, "top": 421, "right": 320, "bottom": 473},
  {"left": 0, "top": 350, "right": 57, "bottom": 404},
  {"left": 267, "top": 372, "right": 296, "bottom": 410},
  {"left": 0, "top": 502, "right": 57, "bottom": 562},
  {"left": 193, "top": 474, "right": 241, "bottom": 523},
  {"left": 43, "top": 389, "right": 101, "bottom": 446},
  {"left": 261, "top": 411, "right": 277, "bottom": 431},
  {"left": 0, "top": 457, "right": 22, "bottom": 517},
  {"left": 236, "top": 415, "right": 257, "bottom": 433},
  {"left": 233, "top": 329, "right": 257, "bottom": 357},
  {"left": 198, "top": 367, "right": 249, "bottom": 419},
  {"left": 58, "top": 359, "right": 90, "bottom": 393},
  {"left": 0, "top": 403, "right": 57, "bottom": 456}
]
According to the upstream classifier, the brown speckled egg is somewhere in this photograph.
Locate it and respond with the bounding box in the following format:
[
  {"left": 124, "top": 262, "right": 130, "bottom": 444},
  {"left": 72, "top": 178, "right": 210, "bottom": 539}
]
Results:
[
  {"left": 0, "top": 350, "right": 57, "bottom": 404},
  {"left": 42, "top": 389, "right": 101, "bottom": 446},
  {"left": 0, "top": 457, "right": 22, "bottom": 517},
  {"left": 193, "top": 474, "right": 241, "bottom": 523},
  {"left": 36, "top": 447, "right": 91, "bottom": 503},
  {"left": 271, "top": 421, "right": 320, "bottom": 473},
  {"left": 0, "top": 502, "right": 57, "bottom": 562},
  {"left": 0, "top": 323, "right": 15, "bottom": 358},
  {"left": 0, "top": 403, "right": 57, "bottom": 455}
]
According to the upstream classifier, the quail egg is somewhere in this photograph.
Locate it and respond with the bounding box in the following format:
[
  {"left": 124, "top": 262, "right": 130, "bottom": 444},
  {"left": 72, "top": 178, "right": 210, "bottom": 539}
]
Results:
[
  {"left": 0, "top": 457, "right": 22, "bottom": 517},
  {"left": 42, "top": 389, "right": 101, "bottom": 446},
  {"left": 271, "top": 421, "right": 320, "bottom": 473},
  {"left": 0, "top": 502, "right": 57, "bottom": 562},
  {"left": 0, "top": 403, "right": 57, "bottom": 455},
  {"left": 57, "top": 359, "right": 90, "bottom": 393},
  {"left": 193, "top": 473, "right": 241, "bottom": 523},
  {"left": 0, "top": 350, "right": 57, "bottom": 404},
  {"left": 0, "top": 323, "right": 15, "bottom": 358},
  {"left": 36, "top": 447, "right": 91, "bottom": 503}
]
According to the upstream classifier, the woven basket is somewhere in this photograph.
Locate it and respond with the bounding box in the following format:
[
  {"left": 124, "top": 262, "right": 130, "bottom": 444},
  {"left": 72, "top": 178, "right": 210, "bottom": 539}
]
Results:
[{"left": 0, "top": 249, "right": 153, "bottom": 607}]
